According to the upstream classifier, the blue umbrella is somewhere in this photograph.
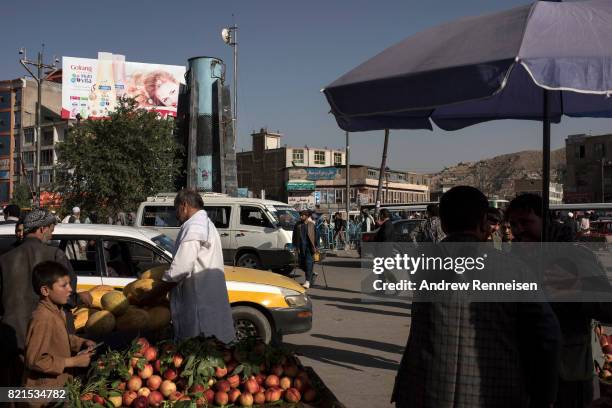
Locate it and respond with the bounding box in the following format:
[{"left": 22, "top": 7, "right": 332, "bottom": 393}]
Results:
[{"left": 323, "top": 0, "right": 612, "bottom": 239}]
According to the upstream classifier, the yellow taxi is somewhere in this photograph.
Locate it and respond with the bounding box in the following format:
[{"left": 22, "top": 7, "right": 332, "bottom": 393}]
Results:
[{"left": 0, "top": 223, "right": 312, "bottom": 343}]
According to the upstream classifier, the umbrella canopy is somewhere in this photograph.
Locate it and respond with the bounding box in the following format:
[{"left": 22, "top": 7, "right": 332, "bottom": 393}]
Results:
[{"left": 323, "top": 0, "right": 612, "bottom": 132}]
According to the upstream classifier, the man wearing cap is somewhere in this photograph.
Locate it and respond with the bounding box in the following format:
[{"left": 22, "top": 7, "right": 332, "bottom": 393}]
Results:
[
  {"left": 62, "top": 206, "right": 81, "bottom": 223},
  {"left": 0, "top": 209, "right": 77, "bottom": 386}
]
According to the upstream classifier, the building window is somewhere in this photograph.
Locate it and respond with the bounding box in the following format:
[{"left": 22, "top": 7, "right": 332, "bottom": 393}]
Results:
[
  {"left": 292, "top": 149, "right": 304, "bottom": 164},
  {"left": 575, "top": 144, "right": 585, "bottom": 159},
  {"left": 314, "top": 150, "right": 326, "bottom": 165},
  {"left": 368, "top": 169, "right": 378, "bottom": 178},
  {"left": 595, "top": 143, "right": 606, "bottom": 158},
  {"left": 42, "top": 129, "right": 54, "bottom": 146},
  {"left": 23, "top": 151, "right": 34, "bottom": 166},
  {"left": 41, "top": 149, "right": 53, "bottom": 166},
  {"left": 24, "top": 128, "right": 34, "bottom": 145},
  {"left": 40, "top": 169, "right": 53, "bottom": 185},
  {"left": 398, "top": 173, "right": 405, "bottom": 181},
  {"left": 334, "top": 152, "right": 342, "bottom": 166},
  {"left": 335, "top": 189, "right": 344, "bottom": 204},
  {"left": 26, "top": 170, "right": 34, "bottom": 185}
]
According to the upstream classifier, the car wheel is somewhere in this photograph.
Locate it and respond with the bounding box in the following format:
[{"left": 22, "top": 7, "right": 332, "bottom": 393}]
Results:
[
  {"left": 272, "top": 265, "right": 294, "bottom": 275},
  {"left": 236, "top": 252, "right": 261, "bottom": 269},
  {"left": 232, "top": 306, "right": 273, "bottom": 343}
]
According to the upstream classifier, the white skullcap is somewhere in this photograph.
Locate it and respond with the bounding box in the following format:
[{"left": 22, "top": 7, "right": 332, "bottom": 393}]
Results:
[
  {"left": 72, "top": 206, "right": 80, "bottom": 214},
  {"left": 568, "top": 212, "right": 574, "bottom": 217}
]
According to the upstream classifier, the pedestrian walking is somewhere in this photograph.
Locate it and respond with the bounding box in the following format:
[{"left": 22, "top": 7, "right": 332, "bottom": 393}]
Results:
[
  {"left": 393, "top": 186, "right": 561, "bottom": 408},
  {"left": 161, "top": 189, "right": 235, "bottom": 344},
  {"left": 292, "top": 209, "right": 318, "bottom": 289},
  {"left": 333, "top": 212, "right": 346, "bottom": 250},
  {"left": 0, "top": 209, "right": 83, "bottom": 387}
]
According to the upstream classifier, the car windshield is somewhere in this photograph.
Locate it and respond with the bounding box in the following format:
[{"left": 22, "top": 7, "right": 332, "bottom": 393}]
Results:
[
  {"left": 152, "top": 234, "right": 175, "bottom": 255},
  {"left": 268, "top": 206, "right": 300, "bottom": 231}
]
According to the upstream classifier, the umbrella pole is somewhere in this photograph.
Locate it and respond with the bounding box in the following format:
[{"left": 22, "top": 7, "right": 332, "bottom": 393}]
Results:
[
  {"left": 375, "top": 129, "right": 390, "bottom": 217},
  {"left": 542, "top": 90, "right": 551, "bottom": 242}
]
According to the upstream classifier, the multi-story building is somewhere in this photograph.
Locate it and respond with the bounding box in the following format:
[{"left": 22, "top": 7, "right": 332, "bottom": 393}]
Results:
[
  {"left": 565, "top": 133, "right": 612, "bottom": 203},
  {"left": 292, "top": 165, "right": 430, "bottom": 212},
  {"left": 236, "top": 129, "right": 346, "bottom": 202},
  {"left": 513, "top": 178, "right": 564, "bottom": 205},
  {"left": 0, "top": 76, "right": 66, "bottom": 204},
  {"left": 236, "top": 129, "right": 430, "bottom": 210}
]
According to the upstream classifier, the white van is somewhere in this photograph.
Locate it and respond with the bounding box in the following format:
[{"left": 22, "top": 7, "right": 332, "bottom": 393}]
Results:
[{"left": 135, "top": 193, "right": 299, "bottom": 273}]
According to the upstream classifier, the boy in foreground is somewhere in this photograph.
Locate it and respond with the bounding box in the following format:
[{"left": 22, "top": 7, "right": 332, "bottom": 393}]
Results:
[{"left": 24, "top": 261, "right": 95, "bottom": 390}]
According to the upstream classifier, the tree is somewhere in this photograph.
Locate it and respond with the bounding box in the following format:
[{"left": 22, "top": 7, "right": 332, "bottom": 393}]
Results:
[
  {"left": 55, "top": 98, "right": 183, "bottom": 219},
  {"left": 10, "top": 183, "right": 33, "bottom": 209}
]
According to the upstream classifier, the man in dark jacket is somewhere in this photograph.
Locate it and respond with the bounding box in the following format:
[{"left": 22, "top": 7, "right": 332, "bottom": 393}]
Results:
[
  {"left": 507, "top": 193, "right": 612, "bottom": 408},
  {"left": 374, "top": 208, "right": 394, "bottom": 242},
  {"left": 393, "top": 186, "right": 561, "bottom": 408},
  {"left": 0, "top": 209, "right": 77, "bottom": 386},
  {"left": 292, "top": 210, "right": 317, "bottom": 289}
]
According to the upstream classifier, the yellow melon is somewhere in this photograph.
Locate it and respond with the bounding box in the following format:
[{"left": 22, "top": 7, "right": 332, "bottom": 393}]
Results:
[
  {"left": 85, "top": 310, "right": 116, "bottom": 336},
  {"left": 123, "top": 279, "right": 170, "bottom": 306},
  {"left": 115, "top": 307, "right": 150, "bottom": 331},
  {"left": 101, "top": 291, "right": 130, "bottom": 316},
  {"left": 73, "top": 307, "right": 93, "bottom": 332},
  {"left": 147, "top": 306, "right": 171, "bottom": 331},
  {"left": 90, "top": 285, "right": 115, "bottom": 309},
  {"left": 140, "top": 265, "right": 168, "bottom": 281}
]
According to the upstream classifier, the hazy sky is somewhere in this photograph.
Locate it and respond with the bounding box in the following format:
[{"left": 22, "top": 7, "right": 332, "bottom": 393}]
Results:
[{"left": 2, "top": 0, "right": 611, "bottom": 173}]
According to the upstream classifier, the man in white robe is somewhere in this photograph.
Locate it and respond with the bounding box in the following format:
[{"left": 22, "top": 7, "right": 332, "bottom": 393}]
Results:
[{"left": 162, "top": 189, "right": 236, "bottom": 344}]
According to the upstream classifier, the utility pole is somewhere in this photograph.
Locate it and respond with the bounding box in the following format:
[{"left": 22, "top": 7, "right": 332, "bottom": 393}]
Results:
[
  {"left": 375, "top": 129, "right": 390, "bottom": 217},
  {"left": 221, "top": 21, "right": 238, "bottom": 152},
  {"left": 345, "top": 131, "right": 350, "bottom": 243},
  {"left": 19, "top": 46, "right": 58, "bottom": 207}
]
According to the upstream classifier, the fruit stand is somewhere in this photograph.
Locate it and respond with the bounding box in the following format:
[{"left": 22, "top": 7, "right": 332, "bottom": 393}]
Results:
[
  {"left": 70, "top": 269, "right": 344, "bottom": 407},
  {"left": 67, "top": 336, "right": 345, "bottom": 407}
]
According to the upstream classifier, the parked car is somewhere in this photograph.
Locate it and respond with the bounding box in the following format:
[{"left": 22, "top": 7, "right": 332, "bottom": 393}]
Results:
[
  {"left": 360, "top": 219, "right": 423, "bottom": 257},
  {"left": 135, "top": 193, "right": 298, "bottom": 274},
  {"left": 0, "top": 224, "right": 312, "bottom": 343}
]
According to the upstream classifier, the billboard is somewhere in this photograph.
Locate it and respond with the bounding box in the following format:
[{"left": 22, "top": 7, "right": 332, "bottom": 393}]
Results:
[{"left": 61, "top": 52, "right": 185, "bottom": 119}]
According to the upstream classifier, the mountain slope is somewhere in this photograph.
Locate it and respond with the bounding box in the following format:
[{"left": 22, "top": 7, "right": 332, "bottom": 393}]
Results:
[{"left": 429, "top": 148, "right": 565, "bottom": 198}]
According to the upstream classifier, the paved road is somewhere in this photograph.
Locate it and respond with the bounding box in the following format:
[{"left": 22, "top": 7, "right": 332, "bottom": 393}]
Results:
[{"left": 284, "top": 257, "right": 411, "bottom": 408}]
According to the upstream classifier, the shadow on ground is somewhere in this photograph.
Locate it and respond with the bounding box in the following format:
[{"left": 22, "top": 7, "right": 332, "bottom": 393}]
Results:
[
  {"left": 310, "top": 334, "right": 405, "bottom": 355},
  {"left": 284, "top": 342, "right": 399, "bottom": 371},
  {"left": 309, "top": 293, "right": 412, "bottom": 310},
  {"left": 319, "top": 260, "right": 362, "bottom": 268},
  {"left": 324, "top": 303, "right": 411, "bottom": 318}
]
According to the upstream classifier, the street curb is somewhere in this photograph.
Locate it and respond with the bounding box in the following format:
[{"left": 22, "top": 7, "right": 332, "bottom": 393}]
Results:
[{"left": 323, "top": 250, "right": 360, "bottom": 259}]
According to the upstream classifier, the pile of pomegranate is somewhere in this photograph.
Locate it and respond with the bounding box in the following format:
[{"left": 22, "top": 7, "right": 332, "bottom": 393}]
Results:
[
  {"left": 596, "top": 325, "right": 612, "bottom": 383},
  {"left": 72, "top": 336, "right": 319, "bottom": 407}
]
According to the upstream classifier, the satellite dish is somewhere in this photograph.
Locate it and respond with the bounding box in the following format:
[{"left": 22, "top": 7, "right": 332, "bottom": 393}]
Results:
[{"left": 221, "top": 28, "right": 231, "bottom": 44}]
